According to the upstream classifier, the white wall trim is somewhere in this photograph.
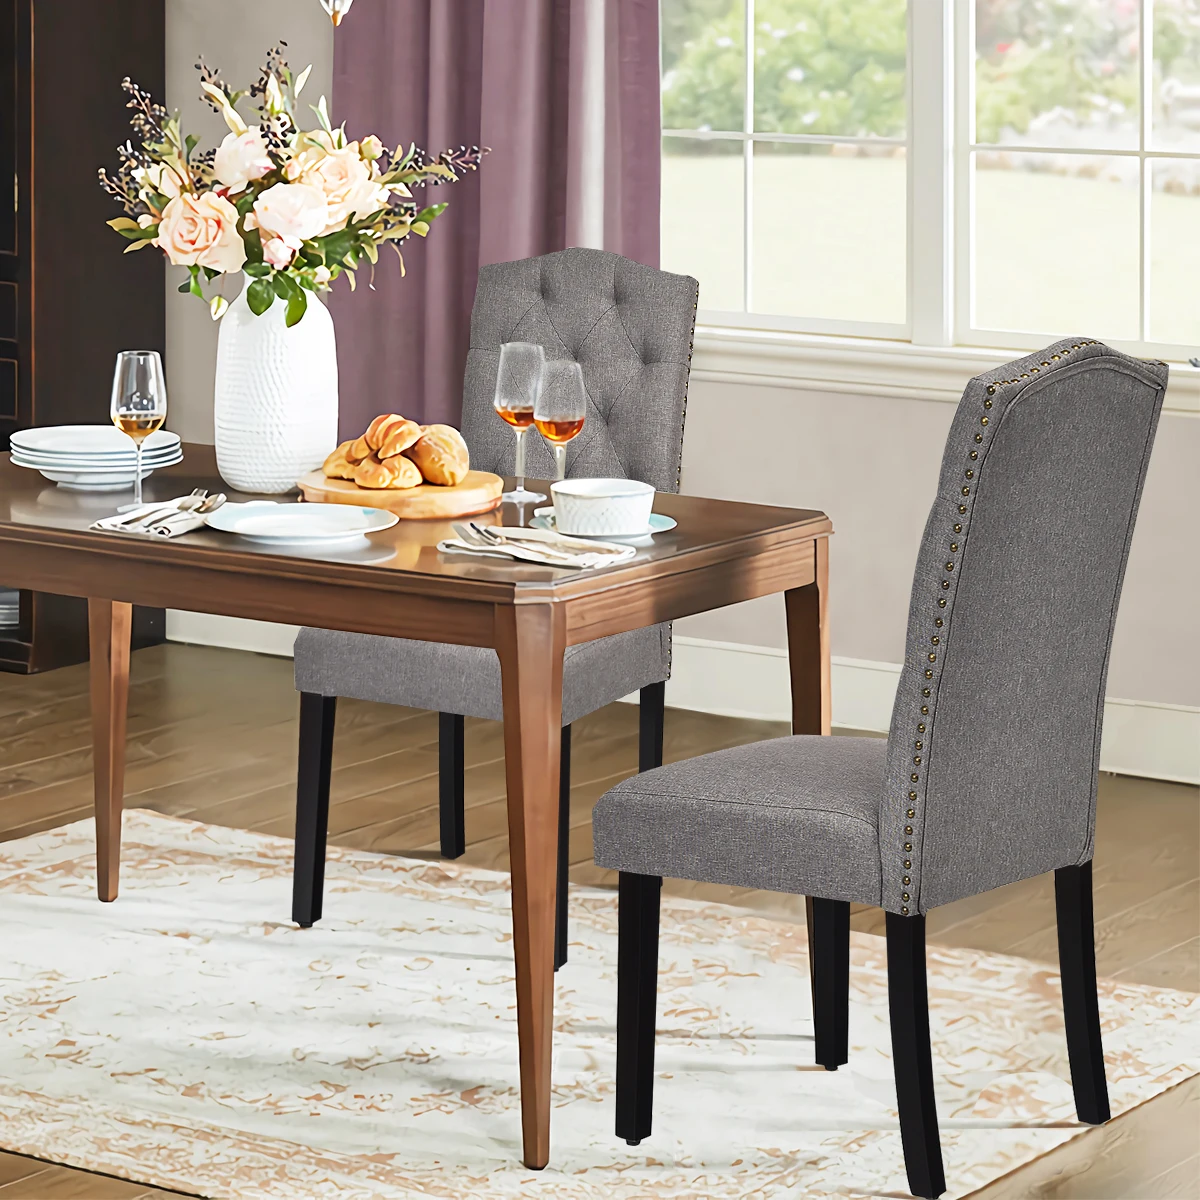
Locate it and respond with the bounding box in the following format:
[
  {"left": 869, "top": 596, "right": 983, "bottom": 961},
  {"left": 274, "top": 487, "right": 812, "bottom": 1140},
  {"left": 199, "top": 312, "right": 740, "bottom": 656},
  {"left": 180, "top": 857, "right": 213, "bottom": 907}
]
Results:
[
  {"left": 691, "top": 326, "right": 1200, "bottom": 417},
  {"left": 166, "top": 614, "right": 1199, "bottom": 785}
]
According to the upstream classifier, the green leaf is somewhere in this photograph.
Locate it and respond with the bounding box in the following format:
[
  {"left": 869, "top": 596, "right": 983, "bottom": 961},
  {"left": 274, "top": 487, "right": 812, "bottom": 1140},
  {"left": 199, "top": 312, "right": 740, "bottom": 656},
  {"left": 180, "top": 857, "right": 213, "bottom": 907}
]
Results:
[
  {"left": 177, "top": 278, "right": 192, "bottom": 294},
  {"left": 415, "top": 204, "right": 447, "bottom": 223},
  {"left": 272, "top": 272, "right": 300, "bottom": 301},
  {"left": 319, "top": 229, "right": 356, "bottom": 266},
  {"left": 285, "top": 288, "right": 308, "bottom": 328},
  {"left": 202, "top": 266, "right": 219, "bottom": 281},
  {"left": 246, "top": 277, "right": 275, "bottom": 316},
  {"left": 185, "top": 133, "right": 199, "bottom": 159},
  {"left": 188, "top": 266, "right": 204, "bottom": 299},
  {"left": 242, "top": 261, "right": 271, "bottom": 278},
  {"left": 234, "top": 189, "right": 258, "bottom": 217}
]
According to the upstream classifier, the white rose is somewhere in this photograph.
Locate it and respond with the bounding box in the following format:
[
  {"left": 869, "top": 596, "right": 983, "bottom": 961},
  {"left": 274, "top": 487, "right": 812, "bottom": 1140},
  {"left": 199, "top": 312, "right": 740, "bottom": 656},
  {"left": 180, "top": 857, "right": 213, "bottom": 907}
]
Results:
[
  {"left": 214, "top": 127, "right": 274, "bottom": 194},
  {"left": 251, "top": 182, "right": 329, "bottom": 246},
  {"left": 262, "top": 236, "right": 297, "bottom": 270},
  {"left": 155, "top": 192, "right": 246, "bottom": 274},
  {"left": 288, "top": 134, "right": 389, "bottom": 233},
  {"left": 135, "top": 162, "right": 183, "bottom": 203}
]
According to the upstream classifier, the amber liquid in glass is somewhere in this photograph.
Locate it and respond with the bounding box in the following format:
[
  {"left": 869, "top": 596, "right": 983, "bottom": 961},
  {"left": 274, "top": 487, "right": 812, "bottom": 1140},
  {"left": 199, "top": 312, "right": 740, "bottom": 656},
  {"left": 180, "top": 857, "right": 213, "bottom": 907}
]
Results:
[
  {"left": 534, "top": 417, "right": 585, "bottom": 443},
  {"left": 113, "top": 413, "right": 165, "bottom": 443},
  {"left": 496, "top": 406, "right": 535, "bottom": 429}
]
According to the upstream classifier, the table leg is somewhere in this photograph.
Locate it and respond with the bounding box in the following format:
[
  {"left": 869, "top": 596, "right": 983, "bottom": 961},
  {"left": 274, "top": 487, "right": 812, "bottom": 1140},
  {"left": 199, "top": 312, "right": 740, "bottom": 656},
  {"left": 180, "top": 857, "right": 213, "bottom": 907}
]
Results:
[
  {"left": 784, "top": 535, "right": 831, "bottom": 737},
  {"left": 495, "top": 602, "right": 565, "bottom": 1170},
  {"left": 88, "top": 598, "right": 132, "bottom": 903}
]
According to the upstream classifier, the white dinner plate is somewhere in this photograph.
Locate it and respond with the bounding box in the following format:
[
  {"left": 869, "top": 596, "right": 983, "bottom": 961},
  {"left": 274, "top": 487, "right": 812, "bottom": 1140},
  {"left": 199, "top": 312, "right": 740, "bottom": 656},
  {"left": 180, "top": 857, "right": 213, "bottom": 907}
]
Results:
[
  {"left": 10, "top": 448, "right": 182, "bottom": 468},
  {"left": 11, "top": 451, "right": 183, "bottom": 491},
  {"left": 530, "top": 507, "right": 677, "bottom": 541},
  {"left": 205, "top": 502, "right": 399, "bottom": 545},
  {"left": 10, "top": 426, "right": 180, "bottom": 455}
]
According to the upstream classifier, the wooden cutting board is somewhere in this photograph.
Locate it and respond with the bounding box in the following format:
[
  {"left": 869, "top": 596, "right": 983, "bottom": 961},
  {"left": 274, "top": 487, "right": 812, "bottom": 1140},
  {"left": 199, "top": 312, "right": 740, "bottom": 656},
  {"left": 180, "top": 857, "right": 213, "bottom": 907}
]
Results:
[{"left": 297, "top": 469, "right": 503, "bottom": 520}]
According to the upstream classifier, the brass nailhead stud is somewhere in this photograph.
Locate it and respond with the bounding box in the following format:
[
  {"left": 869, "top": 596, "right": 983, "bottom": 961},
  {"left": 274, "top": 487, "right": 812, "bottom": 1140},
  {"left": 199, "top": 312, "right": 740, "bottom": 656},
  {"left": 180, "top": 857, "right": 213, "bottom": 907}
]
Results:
[
  {"left": 969, "top": 450, "right": 978, "bottom": 460},
  {"left": 904, "top": 859, "right": 912, "bottom": 869},
  {"left": 903, "top": 875, "right": 911, "bottom": 885},
  {"left": 945, "top": 562, "right": 955, "bottom": 572},
  {"left": 938, "top": 598, "right": 947, "bottom": 608},
  {"left": 906, "top": 809, "right": 915, "bottom": 819},
  {"left": 1030, "top": 367, "right": 1039, "bottom": 374},
  {"left": 1020, "top": 373, "right": 1028, "bottom": 379},
  {"left": 904, "top": 826, "right": 913, "bottom": 835},
  {"left": 935, "top": 616, "right": 944, "bottom": 626},
  {"left": 941, "top": 580, "right": 950, "bottom": 590},
  {"left": 1052, "top": 354, "right": 1060, "bottom": 359},
  {"left": 924, "top": 668, "right": 934, "bottom": 678},
  {"left": 958, "top": 504, "right": 968, "bottom": 514},
  {"left": 911, "top": 773, "right": 919, "bottom": 783},
  {"left": 921, "top": 704, "right": 929, "bottom": 714},
  {"left": 909, "top": 791, "right": 918, "bottom": 800},
  {"left": 962, "top": 486, "right": 971, "bottom": 496},
  {"left": 986, "top": 385, "right": 996, "bottom": 395},
  {"left": 953, "top": 522, "right": 962, "bottom": 532},
  {"left": 929, "top": 650, "right": 938, "bottom": 660},
  {"left": 915, "top": 741, "right": 923, "bottom": 750},
  {"left": 922, "top": 686, "right": 931, "bottom": 695},
  {"left": 975, "top": 433, "right": 983, "bottom": 443},
  {"left": 917, "top": 723, "right": 926, "bottom": 732},
  {"left": 901, "top": 906, "right": 910, "bottom": 915},
  {"left": 1041, "top": 361, "right": 1050, "bottom": 366},
  {"left": 984, "top": 398, "right": 993, "bottom": 408},
  {"left": 904, "top": 842, "right": 913, "bottom": 852},
  {"left": 913, "top": 756, "right": 921, "bottom": 765},
  {"left": 931, "top": 636, "right": 940, "bottom": 645},
  {"left": 902, "top": 892, "right": 910, "bottom": 901},
  {"left": 980, "top": 416, "right": 989, "bottom": 426},
  {"left": 964, "top": 469, "right": 974, "bottom": 479}
]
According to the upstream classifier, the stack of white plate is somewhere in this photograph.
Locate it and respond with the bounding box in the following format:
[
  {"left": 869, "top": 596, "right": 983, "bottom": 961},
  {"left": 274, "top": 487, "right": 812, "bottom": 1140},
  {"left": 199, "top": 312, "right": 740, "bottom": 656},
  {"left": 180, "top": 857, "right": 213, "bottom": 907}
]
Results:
[
  {"left": 0, "top": 587, "right": 18, "bottom": 628},
  {"left": 9, "top": 426, "right": 183, "bottom": 491}
]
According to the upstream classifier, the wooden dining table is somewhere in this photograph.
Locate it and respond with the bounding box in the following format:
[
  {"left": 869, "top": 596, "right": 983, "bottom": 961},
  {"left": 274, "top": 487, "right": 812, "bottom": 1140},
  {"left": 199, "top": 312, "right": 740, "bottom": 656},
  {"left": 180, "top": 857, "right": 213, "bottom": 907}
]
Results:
[{"left": 0, "top": 444, "right": 832, "bottom": 1169}]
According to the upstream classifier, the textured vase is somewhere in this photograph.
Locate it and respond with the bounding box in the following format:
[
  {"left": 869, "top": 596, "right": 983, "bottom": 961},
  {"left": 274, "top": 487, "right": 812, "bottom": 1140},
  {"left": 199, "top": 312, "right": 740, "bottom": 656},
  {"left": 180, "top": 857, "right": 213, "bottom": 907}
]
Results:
[{"left": 213, "top": 276, "right": 339, "bottom": 494}]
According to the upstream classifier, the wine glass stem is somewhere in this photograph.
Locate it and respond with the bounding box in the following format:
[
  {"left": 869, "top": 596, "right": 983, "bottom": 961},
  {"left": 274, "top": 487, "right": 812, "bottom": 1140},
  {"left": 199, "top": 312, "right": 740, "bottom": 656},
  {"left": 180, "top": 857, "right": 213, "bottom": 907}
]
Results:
[
  {"left": 514, "top": 427, "right": 527, "bottom": 491},
  {"left": 134, "top": 441, "right": 143, "bottom": 506},
  {"left": 553, "top": 443, "right": 566, "bottom": 481}
]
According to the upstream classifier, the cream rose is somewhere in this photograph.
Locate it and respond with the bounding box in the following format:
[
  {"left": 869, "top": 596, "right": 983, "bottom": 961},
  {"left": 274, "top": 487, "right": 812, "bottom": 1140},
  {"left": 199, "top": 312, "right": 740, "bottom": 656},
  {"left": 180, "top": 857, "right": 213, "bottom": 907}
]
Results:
[
  {"left": 155, "top": 192, "right": 246, "bottom": 274},
  {"left": 214, "top": 127, "right": 274, "bottom": 193},
  {"left": 250, "top": 182, "right": 329, "bottom": 247},
  {"left": 287, "top": 134, "right": 389, "bottom": 233},
  {"left": 262, "top": 236, "right": 297, "bottom": 270},
  {"left": 135, "top": 162, "right": 184, "bottom": 204}
]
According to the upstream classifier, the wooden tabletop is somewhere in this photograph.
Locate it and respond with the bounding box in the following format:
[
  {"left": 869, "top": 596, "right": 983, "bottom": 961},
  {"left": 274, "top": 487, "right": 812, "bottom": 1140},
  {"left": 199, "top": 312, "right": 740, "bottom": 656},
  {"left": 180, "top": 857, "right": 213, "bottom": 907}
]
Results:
[{"left": 0, "top": 445, "right": 831, "bottom": 648}]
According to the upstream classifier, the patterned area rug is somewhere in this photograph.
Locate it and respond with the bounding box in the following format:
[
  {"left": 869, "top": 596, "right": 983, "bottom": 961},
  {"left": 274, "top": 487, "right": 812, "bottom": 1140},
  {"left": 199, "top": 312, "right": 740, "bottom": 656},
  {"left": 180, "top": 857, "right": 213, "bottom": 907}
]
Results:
[{"left": 0, "top": 811, "right": 1195, "bottom": 1200}]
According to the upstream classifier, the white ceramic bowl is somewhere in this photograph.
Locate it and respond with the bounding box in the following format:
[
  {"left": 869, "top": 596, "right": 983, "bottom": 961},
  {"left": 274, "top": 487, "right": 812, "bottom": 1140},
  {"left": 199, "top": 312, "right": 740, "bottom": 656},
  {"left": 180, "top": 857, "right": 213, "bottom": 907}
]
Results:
[{"left": 550, "top": 478, "right": 655, "bottom": 536}]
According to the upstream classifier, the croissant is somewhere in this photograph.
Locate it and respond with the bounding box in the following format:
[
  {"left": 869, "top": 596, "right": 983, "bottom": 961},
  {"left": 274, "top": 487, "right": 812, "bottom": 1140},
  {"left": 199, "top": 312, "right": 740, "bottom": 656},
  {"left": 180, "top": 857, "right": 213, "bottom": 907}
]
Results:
[
  {"left": 404, "top": 424, "right": 470, "bottom": 486},
  {"left": 322, "top": 441, "right": 359, "bottom": 480},
  {"left": 353, "top": 451, "right": 422, "bottom": 489},
  {"left": 365, "top": 413, "right": 423, "bottom": 459},
  {"left": 348, "top": 435, "right": 372, "bottom": 461}
]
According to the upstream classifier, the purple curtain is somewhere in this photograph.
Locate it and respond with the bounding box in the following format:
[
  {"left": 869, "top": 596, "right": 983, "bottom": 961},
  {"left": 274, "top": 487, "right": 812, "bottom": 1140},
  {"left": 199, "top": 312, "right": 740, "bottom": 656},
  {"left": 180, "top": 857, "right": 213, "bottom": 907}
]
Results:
[{"left": 330, "top": 0, "right": 661, "bottom": 433}]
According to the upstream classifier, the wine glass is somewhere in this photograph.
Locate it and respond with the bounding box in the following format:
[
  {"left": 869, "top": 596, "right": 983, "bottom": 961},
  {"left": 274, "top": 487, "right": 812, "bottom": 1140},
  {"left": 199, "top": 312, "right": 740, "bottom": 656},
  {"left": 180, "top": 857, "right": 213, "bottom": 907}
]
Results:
[
  {"left": 111, "top": 350, "right": 168, "bottom": 508},
  {"left": 494, "top": 341, "right": 547, "bottom": 504},
  {"left": 534, "top": 359, "right": 586, "bottom": 481}
]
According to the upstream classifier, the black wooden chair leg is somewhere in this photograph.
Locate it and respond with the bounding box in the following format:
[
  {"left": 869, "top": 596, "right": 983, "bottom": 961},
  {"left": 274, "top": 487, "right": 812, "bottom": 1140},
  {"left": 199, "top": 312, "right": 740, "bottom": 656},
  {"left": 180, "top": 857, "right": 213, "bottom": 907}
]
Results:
[
  {"left": 1056, "top": 862, "right": 1110, "bottom": 1124},
  {"left": 438, "top": 712, "right": 465, "bottom": 860},
  {"left": 638, "top": 681, "right": 666, "bottom": 772},
  {"left": 293, "top": 693, "right": 337, "bottom": 928},
  {"left": 555, "top": 724, "right": 572, "bottom": 972},
  {"left": 886, "top": 911, "right": 946, "bottom": 1200},
  {"left": 809, "top": 896, "right": 850, "bottom": 1070},
  {"left": 616, "top": 871, "right": 661, "bottom": 1146}
]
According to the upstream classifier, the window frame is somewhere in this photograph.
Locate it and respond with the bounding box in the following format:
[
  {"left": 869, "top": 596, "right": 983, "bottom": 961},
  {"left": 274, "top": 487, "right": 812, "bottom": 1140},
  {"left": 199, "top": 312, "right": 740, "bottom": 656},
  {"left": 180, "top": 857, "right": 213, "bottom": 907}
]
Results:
[{"left": 666, "top": 0, "right": 1200, "bottom": 362}]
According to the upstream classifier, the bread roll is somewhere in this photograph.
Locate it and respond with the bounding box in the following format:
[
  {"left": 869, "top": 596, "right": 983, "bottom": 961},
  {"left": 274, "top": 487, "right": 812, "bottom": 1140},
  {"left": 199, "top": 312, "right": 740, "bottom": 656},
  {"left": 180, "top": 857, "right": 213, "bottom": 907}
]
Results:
[
  {"left": 322, "top": 441, "right": 359, "bottom": 480},
  {"left": 365, "top": 413, "right": 423, "bottom": 458},
  {"left": 353, "top": 451, "right": 422, "bottom": 489},
  {"left": 348, "top": 435, "right": 371, "bottom": 461},
  {"left": 404, "top": 424, "right": 469, "bottom": 486}
]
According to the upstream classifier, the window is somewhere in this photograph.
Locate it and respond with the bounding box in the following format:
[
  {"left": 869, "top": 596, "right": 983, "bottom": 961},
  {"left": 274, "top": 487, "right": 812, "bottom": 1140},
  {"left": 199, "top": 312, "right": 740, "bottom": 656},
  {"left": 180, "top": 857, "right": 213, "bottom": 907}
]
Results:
[{"left": 660, "top": 1, "right": 1200, "bottom": 356}]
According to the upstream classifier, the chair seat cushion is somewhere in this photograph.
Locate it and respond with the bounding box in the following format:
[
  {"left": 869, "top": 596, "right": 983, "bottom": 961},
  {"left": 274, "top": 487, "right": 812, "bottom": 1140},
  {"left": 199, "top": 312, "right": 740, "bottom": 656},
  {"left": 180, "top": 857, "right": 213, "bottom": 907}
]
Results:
[
  {"left": 293, "top": 623, "right": 671, "bottom": 726},
  {"left": 592, "top": 735, "right": 886, "bottom": 906}
]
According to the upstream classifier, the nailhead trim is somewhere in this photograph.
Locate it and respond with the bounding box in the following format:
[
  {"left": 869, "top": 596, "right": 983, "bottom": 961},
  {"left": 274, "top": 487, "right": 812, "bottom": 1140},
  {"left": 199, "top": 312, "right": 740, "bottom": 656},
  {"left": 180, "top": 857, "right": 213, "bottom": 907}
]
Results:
[{"left": 896, "top": 338, "right": 1102, "bottom": 916}]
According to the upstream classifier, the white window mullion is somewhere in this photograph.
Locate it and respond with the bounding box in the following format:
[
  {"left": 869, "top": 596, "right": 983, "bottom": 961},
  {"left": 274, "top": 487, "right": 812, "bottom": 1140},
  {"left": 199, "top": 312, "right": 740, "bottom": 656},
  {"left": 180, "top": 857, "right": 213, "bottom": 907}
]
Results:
[
  {"left": 909, "top": 0, "right": 955, "bottom": 346},
  {"left": 743, "top": 0, "right": 755, "bottom": 314},
  {"left": 1139, "top": 0, "right": 1151, "bottom": 343}
]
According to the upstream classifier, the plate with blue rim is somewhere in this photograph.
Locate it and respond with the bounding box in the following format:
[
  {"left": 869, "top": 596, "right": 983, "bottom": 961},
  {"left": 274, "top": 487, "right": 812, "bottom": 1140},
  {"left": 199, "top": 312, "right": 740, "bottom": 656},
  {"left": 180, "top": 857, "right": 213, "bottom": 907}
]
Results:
[{"left": 205, "top": 501, "right": 399, "bottom": 545}]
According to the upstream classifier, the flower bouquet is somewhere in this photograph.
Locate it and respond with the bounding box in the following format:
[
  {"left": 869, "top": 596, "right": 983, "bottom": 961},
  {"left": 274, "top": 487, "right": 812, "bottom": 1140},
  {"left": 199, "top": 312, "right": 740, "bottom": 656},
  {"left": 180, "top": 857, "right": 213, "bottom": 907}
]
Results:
[{"left": 99, "top": 46, "right": 486, "bottom": 494}]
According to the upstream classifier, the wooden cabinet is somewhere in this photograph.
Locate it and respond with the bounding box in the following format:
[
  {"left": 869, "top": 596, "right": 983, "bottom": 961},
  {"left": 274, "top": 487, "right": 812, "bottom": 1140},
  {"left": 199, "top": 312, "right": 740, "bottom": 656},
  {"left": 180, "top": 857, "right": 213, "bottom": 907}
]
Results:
[{"left": 0, "top": 0, "right": 165, "bottom": 672}]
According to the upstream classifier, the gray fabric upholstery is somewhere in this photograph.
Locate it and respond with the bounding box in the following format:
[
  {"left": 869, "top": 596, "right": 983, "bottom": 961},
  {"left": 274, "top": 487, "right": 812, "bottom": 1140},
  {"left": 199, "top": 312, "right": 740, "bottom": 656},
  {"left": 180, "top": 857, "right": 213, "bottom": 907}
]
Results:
[
  {"left": 593, "top": 735, "right": 887, "bottom": 905},
  {"left": 294, "top": 623, "right": 671, "bottom": 725},
  {"left": 461, "top": 247, "right": 699, "bottom": 491},
  {"left": 593, "top": 339, "right": 1166, "bottom": 917},
  {"left": 294, "top": 247, "right": 698, "bottom": 720},
  {"left": 881, "top": 339, "right": 1166, "bottom": 914}
]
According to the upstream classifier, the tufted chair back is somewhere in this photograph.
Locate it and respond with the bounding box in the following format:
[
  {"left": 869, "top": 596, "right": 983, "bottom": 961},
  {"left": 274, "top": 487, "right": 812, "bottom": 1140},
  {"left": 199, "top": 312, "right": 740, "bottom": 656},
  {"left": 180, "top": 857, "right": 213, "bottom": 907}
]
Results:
[
  {"left": 880, "top": 339, "right": 1167, "bottom": 918},
  {"left": 459, "top": 247, "right": 699, "bottom": 492}
]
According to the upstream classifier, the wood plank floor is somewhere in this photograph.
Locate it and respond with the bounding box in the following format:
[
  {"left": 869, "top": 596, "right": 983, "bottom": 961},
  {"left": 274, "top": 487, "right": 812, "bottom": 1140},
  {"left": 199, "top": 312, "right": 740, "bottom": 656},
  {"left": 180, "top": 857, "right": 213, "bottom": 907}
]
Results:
[{"left": 0, "top": 642, "right": 1195, "bottom": 1198}]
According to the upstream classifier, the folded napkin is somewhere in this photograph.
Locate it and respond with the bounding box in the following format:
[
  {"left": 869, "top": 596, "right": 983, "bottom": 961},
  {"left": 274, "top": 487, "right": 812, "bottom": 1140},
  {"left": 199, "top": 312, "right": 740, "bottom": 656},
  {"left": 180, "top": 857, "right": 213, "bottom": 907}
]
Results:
[
  {"left": 438, "top": 523, "right": 636, "bottom": 569},
  {"left": 91, "top": 498, "right": 208, "bottom": 539}
]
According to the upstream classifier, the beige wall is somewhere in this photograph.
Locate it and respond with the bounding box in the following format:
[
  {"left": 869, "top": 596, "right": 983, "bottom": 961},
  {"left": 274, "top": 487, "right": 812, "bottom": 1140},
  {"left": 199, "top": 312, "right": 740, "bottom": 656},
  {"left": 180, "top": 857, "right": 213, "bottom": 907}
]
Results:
[
  {"left": 164, "top": 1, "right": 333, "bottom": 443},
  {"left": 677, "top": 378, "right": 1200, "bottom": 708}
]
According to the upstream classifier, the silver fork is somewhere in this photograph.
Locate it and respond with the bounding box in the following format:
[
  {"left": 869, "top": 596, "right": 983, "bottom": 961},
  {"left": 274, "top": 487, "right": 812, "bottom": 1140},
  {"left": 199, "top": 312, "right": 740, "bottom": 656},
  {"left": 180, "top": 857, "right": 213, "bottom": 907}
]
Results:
[{"left": 468, "top": 522, "right": 582, "bottom": 562}]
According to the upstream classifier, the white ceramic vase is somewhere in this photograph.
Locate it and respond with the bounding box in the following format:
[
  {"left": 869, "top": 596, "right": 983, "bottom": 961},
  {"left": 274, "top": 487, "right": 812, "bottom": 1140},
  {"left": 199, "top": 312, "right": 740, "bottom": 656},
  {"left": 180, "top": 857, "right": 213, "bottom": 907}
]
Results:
[{"left": 213, "top": 275, "right": 339, "bottom": 494}]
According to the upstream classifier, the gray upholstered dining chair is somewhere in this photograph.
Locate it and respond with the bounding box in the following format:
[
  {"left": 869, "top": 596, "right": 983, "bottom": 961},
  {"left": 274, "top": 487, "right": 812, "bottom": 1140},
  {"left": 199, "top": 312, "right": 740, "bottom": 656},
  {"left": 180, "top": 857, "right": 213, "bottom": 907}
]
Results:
[
  {"left": 592, "top": 338, "right": 1167, "bottom": 1199},
  {"left": 291, "top": 247, "right": 699, "bottom": 972}
]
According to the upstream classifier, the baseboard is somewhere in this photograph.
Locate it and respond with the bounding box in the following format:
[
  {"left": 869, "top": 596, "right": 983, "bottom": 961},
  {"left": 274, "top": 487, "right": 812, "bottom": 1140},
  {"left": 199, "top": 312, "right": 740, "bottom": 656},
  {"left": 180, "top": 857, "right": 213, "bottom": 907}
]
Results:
[{"left": 166, "top": 614, "right": 1199, "bottom": 785}]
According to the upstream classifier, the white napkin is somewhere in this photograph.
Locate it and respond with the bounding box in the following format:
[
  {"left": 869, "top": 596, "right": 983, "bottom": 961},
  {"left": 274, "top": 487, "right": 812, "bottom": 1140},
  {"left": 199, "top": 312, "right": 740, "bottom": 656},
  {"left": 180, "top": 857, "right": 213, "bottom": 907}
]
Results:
[
  {"left": 438, "top": 523, "right": 636, "bottom": 569},
  {"left": 91, "top": 499, "right": 208, "bottom": 539}
]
